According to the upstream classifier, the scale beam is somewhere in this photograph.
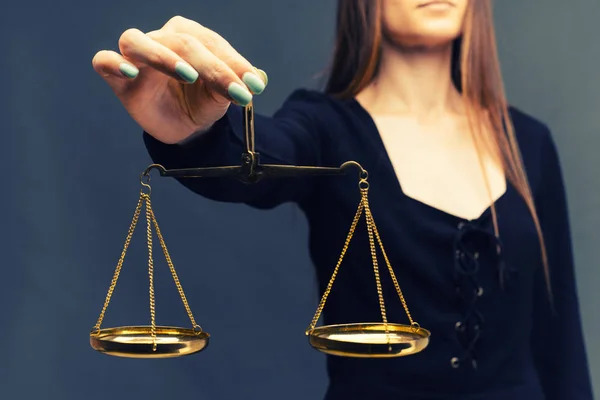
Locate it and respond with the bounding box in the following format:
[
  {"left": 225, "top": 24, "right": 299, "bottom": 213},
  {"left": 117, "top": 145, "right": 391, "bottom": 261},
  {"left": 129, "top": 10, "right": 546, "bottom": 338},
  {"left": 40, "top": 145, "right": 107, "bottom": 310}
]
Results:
[
  {"left": 143, "top": 161, "right": 365, "bottom": 184},
  {"left": 142, "top": 102, "right": 367, "bottom": 184}
]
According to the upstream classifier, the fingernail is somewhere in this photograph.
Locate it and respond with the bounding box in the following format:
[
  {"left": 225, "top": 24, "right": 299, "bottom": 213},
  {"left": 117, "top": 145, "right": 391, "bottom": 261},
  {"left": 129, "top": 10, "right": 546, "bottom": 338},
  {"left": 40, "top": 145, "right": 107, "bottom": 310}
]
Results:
[
  {"left": 119, "top": 63, "right": 139, "bottom": 79},
  {"left": 175, "top": 61, "right": 199, "bottom": 83},
  {"left": 242, "top": 72, "right": 266, "bottom": 94},
  {"left": 255, "top": 68, "right": 268, "bottom": 86},
  {"left": 228, "top": 82, "right": 253, "bottom": 106}
]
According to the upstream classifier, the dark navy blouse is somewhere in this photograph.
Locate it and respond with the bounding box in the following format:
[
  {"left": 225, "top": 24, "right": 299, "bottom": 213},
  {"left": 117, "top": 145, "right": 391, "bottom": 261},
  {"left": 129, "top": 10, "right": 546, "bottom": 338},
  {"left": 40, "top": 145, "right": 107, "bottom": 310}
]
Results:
[{"left": 144, "top": 89, "right": 594, "bottom": 399}]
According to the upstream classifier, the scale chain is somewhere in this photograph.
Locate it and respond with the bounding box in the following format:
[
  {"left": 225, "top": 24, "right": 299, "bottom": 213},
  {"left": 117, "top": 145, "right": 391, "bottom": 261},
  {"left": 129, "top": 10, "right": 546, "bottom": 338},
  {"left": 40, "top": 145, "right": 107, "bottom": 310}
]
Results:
[
  {"left": 307, "top": 199, "right": 365, "bottom": 332},
  {"left": 363, "top": 188, "right": 390, "bottom": 335},
  {"left": 91, "top": 185, "right": 203, "bottom": 342},
  {"left": 145, "top": 194, "right": 158, "bottom": 350},
  {"left": 371, "top": 215, "right": 417, "bottom": 328},
  {"left": 305, "top": 175, "right": 420, "bottom": 335},
  {"left": 148, "top": 201, "right": 202, "bottom": 331},
  {"left": 92, "top": 194, "right": 144, "bottom": 332}
]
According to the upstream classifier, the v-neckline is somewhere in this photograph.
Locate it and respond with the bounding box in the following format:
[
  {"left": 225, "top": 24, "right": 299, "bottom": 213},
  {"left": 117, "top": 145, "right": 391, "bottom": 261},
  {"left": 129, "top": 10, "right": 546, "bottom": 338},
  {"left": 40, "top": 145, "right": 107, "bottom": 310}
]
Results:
[{"left": 347, "top": 98, "right": 509, "bottom": 224}]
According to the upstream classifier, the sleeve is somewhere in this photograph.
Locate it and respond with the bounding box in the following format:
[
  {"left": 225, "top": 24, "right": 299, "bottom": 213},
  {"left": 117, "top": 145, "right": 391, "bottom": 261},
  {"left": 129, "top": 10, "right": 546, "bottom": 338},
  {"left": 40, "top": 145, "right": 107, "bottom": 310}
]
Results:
[
  {"left": 142, "top": 89, "right": 327, "bottom": 209},
  {"left": 531, "top": 127, "right": 594, "bottom": 399}
]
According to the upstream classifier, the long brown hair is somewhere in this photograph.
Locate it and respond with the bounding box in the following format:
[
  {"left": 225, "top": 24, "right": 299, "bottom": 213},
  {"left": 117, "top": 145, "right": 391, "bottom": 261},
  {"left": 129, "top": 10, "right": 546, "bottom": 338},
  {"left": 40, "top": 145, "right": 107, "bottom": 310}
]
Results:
[{"left": 325, "top": 0, "right": 551, "bottom": 296}]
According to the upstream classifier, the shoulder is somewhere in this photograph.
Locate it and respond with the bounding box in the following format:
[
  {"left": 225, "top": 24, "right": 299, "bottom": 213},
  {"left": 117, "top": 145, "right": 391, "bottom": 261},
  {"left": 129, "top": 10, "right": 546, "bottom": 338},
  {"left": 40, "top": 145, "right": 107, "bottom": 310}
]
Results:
[
  {"left": 508, "top": 106, "right": 553, "bottom": 147},
  {"left": 508, "top": 105, "right": 560, "bottom": 164},
  {"left": 278, "top": 88, "right": 334, "bottom": 111},
  {"left": 278, "top": 88, "right": 356, "bottom": 118},
  {"left": 277, "top": 88, "right": 361, "bottom": 136},
  {"left": 508, "top": 106, "right": 564, "bottom": 195},
  {"left": 282, "top": 88, "right": 330, "bottom": 103}
]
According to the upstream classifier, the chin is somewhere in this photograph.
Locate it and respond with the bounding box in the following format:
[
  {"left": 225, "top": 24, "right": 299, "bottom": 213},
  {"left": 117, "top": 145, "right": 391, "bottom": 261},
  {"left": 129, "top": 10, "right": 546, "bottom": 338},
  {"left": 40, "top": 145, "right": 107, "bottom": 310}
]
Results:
[
  {"left": 416, "top": 29, "right": 461, "bottom": 48},
  {"left": 385, "top": 29, "right": 461, "bottom": 49},
  {"left": 382, "top": 0, "right": 467, "bottom": 49}
]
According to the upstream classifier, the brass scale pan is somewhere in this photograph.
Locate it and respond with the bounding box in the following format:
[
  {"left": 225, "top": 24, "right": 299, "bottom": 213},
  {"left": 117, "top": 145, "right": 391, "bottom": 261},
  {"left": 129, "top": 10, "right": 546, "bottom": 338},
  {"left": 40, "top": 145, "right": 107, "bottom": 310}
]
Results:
[{"left": 89, "top": 102, "right": 430, "bottom": 359}]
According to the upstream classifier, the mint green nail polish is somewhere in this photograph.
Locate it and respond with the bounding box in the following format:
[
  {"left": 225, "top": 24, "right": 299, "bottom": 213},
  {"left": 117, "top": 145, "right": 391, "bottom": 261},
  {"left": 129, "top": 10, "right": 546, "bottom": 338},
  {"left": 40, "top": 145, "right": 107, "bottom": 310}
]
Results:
[
  {"left": 175, "top": 61, "right": 198, "bottom": 83},
  {"left": 228, "top": 82, "right": 253, "bottom": 106},
  {"left": 256, "top": 69, "right": 268, "bottom": 86},
  {"left": 119, "top": 63, "right": 139, "bottom": 79},
  {"left": 242, "top": 72, "right": 266, "bottom": 94}
]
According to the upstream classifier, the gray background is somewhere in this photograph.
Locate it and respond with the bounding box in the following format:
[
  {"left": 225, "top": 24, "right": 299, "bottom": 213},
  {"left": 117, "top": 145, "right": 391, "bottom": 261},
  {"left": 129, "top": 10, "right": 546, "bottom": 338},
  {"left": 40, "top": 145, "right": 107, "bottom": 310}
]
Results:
[{"left": 0, "top": 0, "right": 598, "bottom": 399}]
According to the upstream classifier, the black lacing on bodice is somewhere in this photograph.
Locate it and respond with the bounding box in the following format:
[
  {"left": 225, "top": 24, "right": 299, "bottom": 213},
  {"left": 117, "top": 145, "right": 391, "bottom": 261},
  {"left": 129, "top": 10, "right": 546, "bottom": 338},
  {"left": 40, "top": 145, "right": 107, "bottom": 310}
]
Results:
[{"left": 450, "top": 221, "right": 517, "bottom": 370}]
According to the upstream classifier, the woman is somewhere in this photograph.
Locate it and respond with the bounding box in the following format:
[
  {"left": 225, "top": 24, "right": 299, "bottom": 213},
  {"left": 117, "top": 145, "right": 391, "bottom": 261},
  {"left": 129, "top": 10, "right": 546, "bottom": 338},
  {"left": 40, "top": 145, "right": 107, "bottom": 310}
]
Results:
[{"left": 92, "top": 0, "right": 593, "bottom": 398}]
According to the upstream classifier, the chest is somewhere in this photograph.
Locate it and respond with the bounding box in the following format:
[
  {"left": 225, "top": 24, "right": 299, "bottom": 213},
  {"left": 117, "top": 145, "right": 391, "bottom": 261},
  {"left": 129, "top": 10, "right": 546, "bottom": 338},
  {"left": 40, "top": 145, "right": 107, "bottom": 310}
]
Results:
[{"left": 371, "top": 115, "right": 506, "bottom": 221}]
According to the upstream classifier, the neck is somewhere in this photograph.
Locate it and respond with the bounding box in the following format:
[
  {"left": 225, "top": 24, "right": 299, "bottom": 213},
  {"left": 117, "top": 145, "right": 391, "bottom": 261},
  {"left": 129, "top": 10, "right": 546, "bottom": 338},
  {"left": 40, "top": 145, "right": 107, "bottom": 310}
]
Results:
[{"left": 358, "top": 40, "right": 463, "bottom": 119}]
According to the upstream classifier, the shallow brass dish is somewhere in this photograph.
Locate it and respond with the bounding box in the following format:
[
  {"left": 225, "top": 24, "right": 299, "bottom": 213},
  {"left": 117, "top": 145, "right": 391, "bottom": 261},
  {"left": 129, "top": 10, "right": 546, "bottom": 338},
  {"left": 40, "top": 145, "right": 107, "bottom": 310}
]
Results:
[
  {"left": 90, "top": 326, "right": 209, "bottom": 358},
  {"left": 307, "top": 323, "right": 430, "bottom": 358}
]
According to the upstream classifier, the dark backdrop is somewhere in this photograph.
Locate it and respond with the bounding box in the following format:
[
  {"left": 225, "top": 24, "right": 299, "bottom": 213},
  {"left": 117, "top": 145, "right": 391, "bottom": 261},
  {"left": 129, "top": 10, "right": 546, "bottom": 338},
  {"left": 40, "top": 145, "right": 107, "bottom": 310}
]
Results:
[{"left": 1, "top": 1, "right": 598, "bottom": 399}]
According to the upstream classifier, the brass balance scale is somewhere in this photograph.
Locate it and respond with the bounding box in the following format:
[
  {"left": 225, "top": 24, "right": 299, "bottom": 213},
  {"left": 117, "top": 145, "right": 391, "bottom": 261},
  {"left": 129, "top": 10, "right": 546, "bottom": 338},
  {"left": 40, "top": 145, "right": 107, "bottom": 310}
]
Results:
[{"left": 89, "top": 102, "right": 431, "bottom": 359}]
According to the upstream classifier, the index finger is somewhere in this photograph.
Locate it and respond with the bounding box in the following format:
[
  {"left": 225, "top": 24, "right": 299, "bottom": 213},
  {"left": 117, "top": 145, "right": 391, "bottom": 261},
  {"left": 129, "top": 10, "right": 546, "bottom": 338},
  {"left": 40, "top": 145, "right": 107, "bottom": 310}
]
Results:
[{"left": 161, "top": 16, "right": 268, "bottom": 94}]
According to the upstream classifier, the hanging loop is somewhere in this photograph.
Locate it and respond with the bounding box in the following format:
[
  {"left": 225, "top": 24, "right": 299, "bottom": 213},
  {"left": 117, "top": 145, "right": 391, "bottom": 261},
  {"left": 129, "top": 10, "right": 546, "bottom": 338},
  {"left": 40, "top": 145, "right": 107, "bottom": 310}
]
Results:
[
  {"left": 359, "top": 167, "right": 369, "bottom": 190},
  {"left": 140, "top": 172, "right": 152, "bottom": 195},
  {"left": 339, "top": 161, "right": 368, "bottom": 180}
]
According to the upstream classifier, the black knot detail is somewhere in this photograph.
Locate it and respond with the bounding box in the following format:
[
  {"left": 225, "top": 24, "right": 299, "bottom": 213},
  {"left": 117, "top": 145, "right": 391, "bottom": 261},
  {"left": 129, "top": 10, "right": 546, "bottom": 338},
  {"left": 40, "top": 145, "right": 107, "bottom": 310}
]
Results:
[
  {"left": 451, "top": 221, "right": 495, "bottom": 370},
  {"left": 455, "top": 222, "right": 516, "bottom": 290}
]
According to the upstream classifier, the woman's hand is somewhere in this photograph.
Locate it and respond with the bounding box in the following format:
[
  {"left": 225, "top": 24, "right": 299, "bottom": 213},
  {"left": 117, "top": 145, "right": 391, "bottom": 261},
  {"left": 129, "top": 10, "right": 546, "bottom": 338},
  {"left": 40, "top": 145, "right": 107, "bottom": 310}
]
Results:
[{"left": 92, "top": 16, "right": 267, "bottom": 144}]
